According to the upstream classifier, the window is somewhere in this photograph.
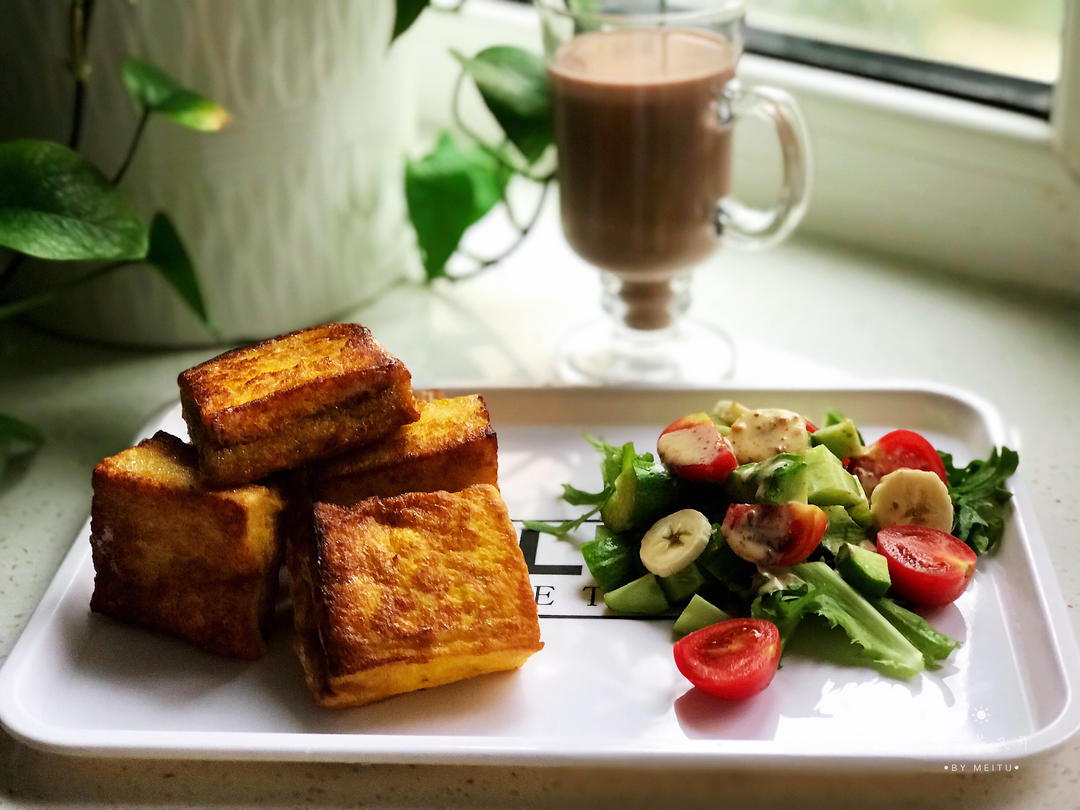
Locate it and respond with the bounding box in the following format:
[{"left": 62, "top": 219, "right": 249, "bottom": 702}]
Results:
[{"left": 745, "top": 1, "right": 1062, "bottom": 116}]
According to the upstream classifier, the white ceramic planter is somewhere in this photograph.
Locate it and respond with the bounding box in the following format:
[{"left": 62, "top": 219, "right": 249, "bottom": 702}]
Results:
[{"left": 0, "top": 0, "right": 419, "bottom": 346}]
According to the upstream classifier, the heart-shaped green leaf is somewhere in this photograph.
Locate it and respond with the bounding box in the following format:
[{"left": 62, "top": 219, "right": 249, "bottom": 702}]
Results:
[
  {"left": 392, "top": 0, "right": 430, "bottom": 43},
  {"left": 454, "top": 46, "right": 552, "bottom": 164},
  {"left": 0, "top": 412, "right": 44, "bottom": 478},
  {"left": 122, "top": 59, "right": 231, "bottom": 131},
  {"left": 405, "top": 132, "right": 509, "bottom": 281},
  {"left": 146, "top": 212, "right": 215, "bottom": 330},
  {"left": 0, "top": 140, "right": 148, "bottom": 261}
]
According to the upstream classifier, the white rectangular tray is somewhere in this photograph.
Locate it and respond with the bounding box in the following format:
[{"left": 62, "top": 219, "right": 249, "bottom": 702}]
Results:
[{"left": 2, "top": 385, "right": 1078, "bottom": 768}]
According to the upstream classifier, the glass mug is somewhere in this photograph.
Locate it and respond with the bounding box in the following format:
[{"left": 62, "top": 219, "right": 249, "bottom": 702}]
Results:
[{"left": 536, "top": 0, "right": 811, "bottom": 384}]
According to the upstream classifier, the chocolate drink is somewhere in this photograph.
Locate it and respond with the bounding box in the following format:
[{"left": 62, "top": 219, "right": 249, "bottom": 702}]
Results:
[{"left": 550, "top": 29, "right": 736, "bottom": 327}]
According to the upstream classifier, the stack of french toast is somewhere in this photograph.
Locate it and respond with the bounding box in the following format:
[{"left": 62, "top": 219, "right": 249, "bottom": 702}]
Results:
[{"left": 88, "top": 323, "right": 542, "bottom": 707}]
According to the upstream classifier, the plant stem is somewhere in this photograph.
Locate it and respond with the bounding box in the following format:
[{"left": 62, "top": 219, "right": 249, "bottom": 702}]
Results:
[
  {"left": 67, "top": 0, "right": 97, "bottom": 150},
  {"left": 449, "top": 177, "right": 552, "bottom": 280},
  {"left": 451, "top": 71, "right": 555, "bottom": 184},
  {"left": 0, "top": 260, "right": 131, "bottom": 322},
  {"left": 112, "top": 107, "right": 151, "bottom": 185}
]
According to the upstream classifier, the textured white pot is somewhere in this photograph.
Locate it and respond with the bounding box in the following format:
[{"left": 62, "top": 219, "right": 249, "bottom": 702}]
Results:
[{"left": 1, "top": 0, "right": 419, "bottom": 346}]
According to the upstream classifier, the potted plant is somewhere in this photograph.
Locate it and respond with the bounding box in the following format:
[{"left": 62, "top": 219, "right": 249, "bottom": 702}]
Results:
[{"left": 0, "top": 0, "right": 420, "bottom": 346}]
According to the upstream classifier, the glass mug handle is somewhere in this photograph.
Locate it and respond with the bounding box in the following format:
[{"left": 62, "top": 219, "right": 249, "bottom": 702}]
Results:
[{"left": 715, "top": 81, "right": 812, "bottom": 249}]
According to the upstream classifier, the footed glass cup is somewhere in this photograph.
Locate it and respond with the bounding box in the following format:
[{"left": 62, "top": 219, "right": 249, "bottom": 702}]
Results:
[{"left": 537, "top": 0, "right": 811, "bottom": 384}]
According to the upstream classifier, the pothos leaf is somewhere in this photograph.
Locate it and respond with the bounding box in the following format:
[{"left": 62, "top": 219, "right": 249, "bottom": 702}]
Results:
[
  {"left": 0, "top": 139, "right": 148, "bottom": 261},
  {"left": 145, "top": 212, "right": 215, "bottom": 331},
  {"left": 121, "top": 59, "right": 231, "bottom": 131},
  {"left": 392, "top": 0, "right": 430, "bottom": 43},
  {"left": 0, "top": 413, "right": 44, "bottom": 477},
  {"left": 404, "top": 132, "right": 509, "bottom": 281},
  {"left": 453, "top": 46, "right": 552, "bottom": 164}
]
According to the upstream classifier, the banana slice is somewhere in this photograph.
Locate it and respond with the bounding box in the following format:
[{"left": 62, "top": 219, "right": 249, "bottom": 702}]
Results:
[
  {"left": 870, "top": 469, "right": 954, "bottom": 532},
  {"left": 639, "top": 509, "right": 712, "bottom": 578},
  {"left": 728, "top": 408, "right": 810, "bottom": 463}
]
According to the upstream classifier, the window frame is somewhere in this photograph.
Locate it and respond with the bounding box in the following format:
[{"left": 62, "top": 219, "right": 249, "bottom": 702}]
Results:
[
  {"left": 744, "top": 27, "right": 1053, "bottom": 119},
  {"left": 1052, "top": 0, "right": 1080, "bottom": 178}
]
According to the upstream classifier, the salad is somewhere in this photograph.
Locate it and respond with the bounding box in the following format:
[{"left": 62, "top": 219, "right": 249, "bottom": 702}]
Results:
[{"left": 526, "top": 400, "right": 1018, "bottom": 700}]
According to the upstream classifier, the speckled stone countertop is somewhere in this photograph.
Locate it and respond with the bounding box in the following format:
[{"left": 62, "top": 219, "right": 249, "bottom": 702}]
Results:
[{"left": 2, "top": 220, "right": 1079, "bottom": 807}]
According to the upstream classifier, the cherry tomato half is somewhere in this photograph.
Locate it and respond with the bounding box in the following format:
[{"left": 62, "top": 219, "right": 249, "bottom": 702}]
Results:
[
  {"left": 674, "top": 618, "right": 781, "bottom": 700},
  {"left": 849, "top": 429, "right": 948, "bottom": 496},
  {"left": 721, "top": 502, "right": 827, "bottom": 567},
  {"left": 876, "top": 525, "right": 976, "bottom": 606}
]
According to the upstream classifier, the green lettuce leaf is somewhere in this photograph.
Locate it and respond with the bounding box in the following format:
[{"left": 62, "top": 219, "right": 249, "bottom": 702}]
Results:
[
  {"left": 752, "top": 561, "right": 929, "bottom": 679},
  {"left": 872, "top": 596, "right": 960, "bottom": 669}
]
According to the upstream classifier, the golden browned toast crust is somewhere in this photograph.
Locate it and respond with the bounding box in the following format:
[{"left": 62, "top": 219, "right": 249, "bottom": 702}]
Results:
[
  {"left": 288, "top": 485, "right": 542, "bottom": 707},
  {"left": 90, "top": 431, "right": 285, "bottom": 659},
  {"left": 178, "top": 323, "right": 420, "bottom": 487},
  {"left": 308, "top": 395, "right": 499, "bottom": 504}
]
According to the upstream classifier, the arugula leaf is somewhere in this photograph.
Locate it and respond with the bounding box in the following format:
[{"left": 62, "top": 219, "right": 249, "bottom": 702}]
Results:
[
  {"left": 392, "top": 0, "right": 430, "bottom": 43},
  {"left": 122, "top": 59, "right": 231, "bottom": 131},
  {"left": 145, "top": 212, "right": 215, "bottom": 331},
  {"left": 522, "top": 508, "right": 601, "bottom": 539},
  {"left": 453, "top": 46, "right": 552, "bottom": 164},
  {"left": 528, "top": 435, "right": 654, "bottom": 537},
  {"left": 0, "top": 413, "right": 44, "bottom": 477},
  {"left": 585, "top": 434, "right": 635, "bottom": 489},
  {"left": 404, "top": 131, "right": 509, "bottom": 281},
  {"left": 939, "top": 446, "right": 1018, "bottom": 555},
  {"left": 585, "top": 434, "right": 657, "bottom": 487},
  {"left": 561, "top": 482, "right": 613, "bottom": 506},
  {"left": 0, "top": 140, "right": 148, "bottom": 261},
  {"left": 752, "top": 561, "right": 928, "bottom": 679}
]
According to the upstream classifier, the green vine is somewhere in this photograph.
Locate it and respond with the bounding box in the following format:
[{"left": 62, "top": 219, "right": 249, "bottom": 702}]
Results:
[
  {"left": 0, "top": 1, "right": 229, "bottom": 474},
  {"left": 395, "top": 2, "right": 556, "bottom": 282}
]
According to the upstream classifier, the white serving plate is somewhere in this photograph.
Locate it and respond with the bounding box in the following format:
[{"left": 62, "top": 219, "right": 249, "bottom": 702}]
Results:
[{"left": 1, "top": 385, "right": 1078, "bottom": 769}]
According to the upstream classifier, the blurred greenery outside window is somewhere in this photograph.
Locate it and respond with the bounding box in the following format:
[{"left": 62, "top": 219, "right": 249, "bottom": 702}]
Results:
[
  {"left": 513, "top": 1, "right": 1062, "bottom": 116},
  {"left": 745, "top": 0, "right": 1061, "bottom": 115}
]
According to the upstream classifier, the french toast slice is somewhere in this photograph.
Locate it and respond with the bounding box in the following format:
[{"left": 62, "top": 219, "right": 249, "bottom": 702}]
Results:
[
  {"left": 288, "top": 485, "right": 543, "bottom": 707},
  {"left": 307, "top": 394, "right": 499, "bottom": 504},
  {"left": 178, "top": 323, "right": 420, "bottom": 487},
  {"left": 89, "top": 431, "right": 285, "bottom": 659}
]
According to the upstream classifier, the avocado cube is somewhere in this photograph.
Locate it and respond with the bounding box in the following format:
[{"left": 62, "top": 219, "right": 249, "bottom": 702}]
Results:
[{"left": 836, "top": 542, "right": 892, "bottom": 598}]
